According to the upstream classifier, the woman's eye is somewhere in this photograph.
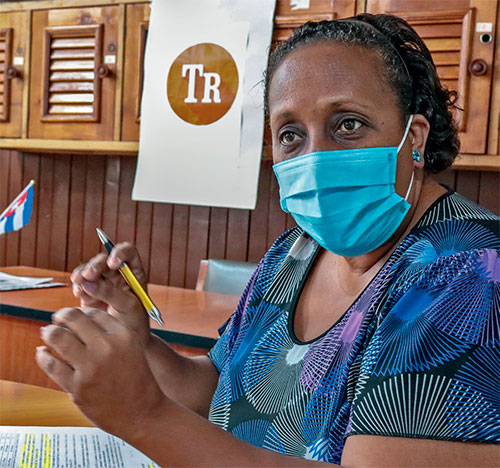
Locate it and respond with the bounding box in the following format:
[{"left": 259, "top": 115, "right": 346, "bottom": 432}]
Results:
[
  {"left": 339, "top": 119, "right": 362, "bottom": 133},
  {"left": 279, "top": 130, "right": 300, "bottom": 146}
]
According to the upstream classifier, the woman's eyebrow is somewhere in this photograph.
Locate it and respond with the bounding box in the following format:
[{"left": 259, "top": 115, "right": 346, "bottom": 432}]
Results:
[{"left": 319, "top": 97, "right": 375, "bottom": 111}]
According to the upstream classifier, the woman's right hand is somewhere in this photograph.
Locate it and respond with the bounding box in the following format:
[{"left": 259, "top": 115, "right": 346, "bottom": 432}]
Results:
[{"left": 70, "top": 243, "right": 152, "bottom": 348}]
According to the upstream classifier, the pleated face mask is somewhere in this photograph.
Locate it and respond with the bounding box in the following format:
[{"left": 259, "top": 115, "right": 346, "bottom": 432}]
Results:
[{"left": 273, "top": 115, "right": 415, "bottom": 257}]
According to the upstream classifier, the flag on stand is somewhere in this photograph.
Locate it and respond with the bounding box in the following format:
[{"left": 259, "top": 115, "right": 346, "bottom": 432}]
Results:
[{"left": 0, "top": 180, "right": 35, "bottom": 235}]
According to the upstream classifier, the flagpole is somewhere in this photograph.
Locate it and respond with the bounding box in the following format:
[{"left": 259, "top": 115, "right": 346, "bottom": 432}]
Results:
[{"left": 0, "top": 180, "right": 35, "bottom": 220}]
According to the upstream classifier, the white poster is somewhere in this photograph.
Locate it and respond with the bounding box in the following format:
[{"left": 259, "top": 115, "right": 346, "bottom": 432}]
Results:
[{"left": 132, "top": 0, "right": 276, "bottom": 209}]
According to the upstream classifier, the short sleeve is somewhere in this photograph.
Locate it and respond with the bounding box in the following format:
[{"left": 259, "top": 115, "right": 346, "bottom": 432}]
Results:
[
  {"left": 348, "top": 248, "right": 500, "bottom": 443},
  {"left": 207, "top": 261, "right": 263, "bottom": 373}
]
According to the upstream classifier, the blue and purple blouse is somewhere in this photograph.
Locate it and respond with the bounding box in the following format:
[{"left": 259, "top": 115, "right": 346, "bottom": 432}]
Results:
[{"left": 208, "top": 191, "right": 500, "bottom": 464}]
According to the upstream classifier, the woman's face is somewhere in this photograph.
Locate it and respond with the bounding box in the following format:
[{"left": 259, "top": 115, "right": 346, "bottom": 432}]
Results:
[{"left": 268, "top": 41, "right": 423, "bottom": 200}]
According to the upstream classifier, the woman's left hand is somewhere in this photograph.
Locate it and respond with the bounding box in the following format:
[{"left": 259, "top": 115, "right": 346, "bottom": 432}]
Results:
[{"left": 36, "top": 307, "right": 166, "bottom": 439}]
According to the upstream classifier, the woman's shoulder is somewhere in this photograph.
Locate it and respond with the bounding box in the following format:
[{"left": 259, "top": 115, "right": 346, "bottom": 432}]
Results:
[
  {"left": 413, "top": 190, "right": 499, "bottom": 240},
  {"left": 391, "top": 191, "right": 500, "bottom": 282}
]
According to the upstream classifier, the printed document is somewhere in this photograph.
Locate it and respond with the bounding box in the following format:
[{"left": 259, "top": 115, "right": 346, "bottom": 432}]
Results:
[{"left": 0, "top": 426, "right": 159, "bottom": 468}]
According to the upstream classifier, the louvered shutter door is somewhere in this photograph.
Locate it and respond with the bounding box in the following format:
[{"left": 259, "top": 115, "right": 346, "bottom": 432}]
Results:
[
  {"left": 43, "top": 25, "right": 103, "bottom": 122},
  {"left": 0, "top": 28, "right": 12, "bottom": 122},
  {"left": 367, "top": 0, "right": 497, "bottom": 154},
  {"left": 122, "top": 3, "right": 150, "bottom": 141},
  {"left": 136, "top": 22, "right": 148, "bottom": 122},
  {"left": 394, "top": 9, "right": 473, "bottom": 132}
]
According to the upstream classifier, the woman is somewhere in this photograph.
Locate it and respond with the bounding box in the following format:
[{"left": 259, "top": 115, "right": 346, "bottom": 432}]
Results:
[{"left": 37, "top": 14, "right": 499, "bottom": 467}]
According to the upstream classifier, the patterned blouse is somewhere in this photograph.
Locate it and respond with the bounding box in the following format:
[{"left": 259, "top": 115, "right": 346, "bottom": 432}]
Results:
[{"left": 208, "top": 191, "right": 500, "bottom": 464}]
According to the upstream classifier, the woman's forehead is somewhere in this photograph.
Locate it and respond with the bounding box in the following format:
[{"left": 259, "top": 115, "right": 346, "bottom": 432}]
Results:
[{"left": 268, "top": 41, "right": 395, "bottom": 114}]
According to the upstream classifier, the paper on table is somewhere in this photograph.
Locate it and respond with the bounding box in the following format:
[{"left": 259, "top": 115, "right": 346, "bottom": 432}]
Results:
[
  {"left": 0, "top": 426, "right": 159, "bottom": 468},
  {"left": 0, "top": 272, "right": 65, "bottom": 291}
]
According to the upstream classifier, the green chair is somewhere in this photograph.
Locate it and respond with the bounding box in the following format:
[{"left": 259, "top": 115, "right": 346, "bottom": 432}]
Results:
[{"left": 196, "top": 259, "right": 258, "bottom": 296}]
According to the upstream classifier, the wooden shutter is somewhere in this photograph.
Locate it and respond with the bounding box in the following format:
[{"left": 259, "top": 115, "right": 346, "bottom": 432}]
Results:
[
  {"left": 42, "top": 24, "right": 103, "bottom": 122},
  {"left": 0, "top": 28, "right": 13, "bottom": 122},
  {"left": 29, "top": 6, "right": 118, "bottom": 141},
  {"left": 367, "top": 0, "right": 497, "bottom": 155},
  {"left": 136, "top": 21, "right": 148, "bottom": 122},
  {"left": 392, "top": 9, "right": 474, "bottom": 132},
  {"left": 121, "top": 3, "right": 150, "bottom": 141}
]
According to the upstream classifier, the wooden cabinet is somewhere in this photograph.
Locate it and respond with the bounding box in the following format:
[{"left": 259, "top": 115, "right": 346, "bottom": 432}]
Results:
[
  {"left": 121, "top": 3, "right": 149, "bottom": 142},
  {"left": 0, "top": 0, "right": 498, "bottom": 170},
  {"left": 29, "top": 6, "right": 119, "bottom": 141},
  {"left": 273, "top": 0, "right": 355, "bottom": 40},
  {"left": 0, "top": 11, "right": 27, "bottom": 138},
  {"left": 367, "top": 0, "right": 497, "bottom": 155}
]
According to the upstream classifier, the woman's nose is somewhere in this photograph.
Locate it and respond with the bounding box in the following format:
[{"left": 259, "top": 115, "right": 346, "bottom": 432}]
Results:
[{"left": 304, "top": 131, "right": 340, "bottom": 154}]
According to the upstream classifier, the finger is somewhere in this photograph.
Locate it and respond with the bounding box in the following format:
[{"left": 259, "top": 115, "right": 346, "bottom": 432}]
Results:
[
  {"left": 81, "top": 307, "right": 123, "bottom": 334},
  {"left": 77, "top": 276, "right": 143, "bottom": 323},
  {"left": 36, "top": 346, "right": 74, "bottom": 392},
  {"left": 72, "top": 283, "right": 107, "bottom": 310},
  {"left": 107, "top": 242, "right": 147, "bottom": 284},
  {"left": 71, "top": 253, "right": 110, "bottom": 283},
  {"left": 40, "top": 324, "right": 86, "bottom": 367},
  {"left": 52, "top": 307, "right": 108, "bottom": 347}
]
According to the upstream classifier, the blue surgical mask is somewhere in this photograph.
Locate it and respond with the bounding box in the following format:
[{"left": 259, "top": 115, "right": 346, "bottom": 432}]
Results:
[{"left": 273, "top": 115, "right": 415, "bottom": 257}]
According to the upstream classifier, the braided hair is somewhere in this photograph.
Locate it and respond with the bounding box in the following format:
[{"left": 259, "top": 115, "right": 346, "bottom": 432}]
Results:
[{"left": 264, "top": 14, "right": 460, "bottom": 173}]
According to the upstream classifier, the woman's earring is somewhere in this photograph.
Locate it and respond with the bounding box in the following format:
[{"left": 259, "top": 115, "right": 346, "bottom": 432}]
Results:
[{"left": 412, "top": 150, "right": 422, "bottom": 162}]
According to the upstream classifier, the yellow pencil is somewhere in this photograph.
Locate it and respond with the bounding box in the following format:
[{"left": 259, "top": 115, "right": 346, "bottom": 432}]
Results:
[{"left": 96, "top": 228, "right": 164, "bottom": 326}]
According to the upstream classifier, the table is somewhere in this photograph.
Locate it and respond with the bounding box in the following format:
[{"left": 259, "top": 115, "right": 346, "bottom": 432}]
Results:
[
  {"left": 1, "top": 266, "right": 239, "bottom": 388},
  {"left": 0, "top": 379, "right": 93, "bottom": 427},
  {"left": 1, "top": 266, "right": 239, "bottom": 347}
]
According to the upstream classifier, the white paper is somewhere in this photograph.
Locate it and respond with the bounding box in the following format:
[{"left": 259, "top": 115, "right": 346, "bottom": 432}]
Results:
[
  {"left": 0, "top": 272, "right": 65, "bottom": 291},
  {"left": 133, "top": 0, "right": 276, "bottom": 209},
  {"left": 0, "top": 427, "right": 159, "bottom": 468}
]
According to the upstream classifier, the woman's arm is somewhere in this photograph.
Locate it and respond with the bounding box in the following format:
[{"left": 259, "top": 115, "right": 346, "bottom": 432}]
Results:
[
  {"left": 36, "top": 306, "right": 498, "bottom": 468},
  {"left": 144, "top": 335, "right": 219, "bottom": 417},
  {"left": 70, "top": 244, "right": 219, "bottom": 416}
]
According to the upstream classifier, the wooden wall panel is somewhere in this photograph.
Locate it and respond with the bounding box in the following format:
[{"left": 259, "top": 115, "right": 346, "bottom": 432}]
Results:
[
  {"left": 149, "top": 203, "right": 172, "bottom": 285},
  {"left": 82, "top": 155, "right": 105, "bottom": 263},
  {"left": 5, "top": 150, "right": 22, "bottom": 265},
  {"left": 66, "top": 155, "right": 86, "bottom": 271},
  {"left": 18, "top": 153, "right": 40, "bottom": 266},
  {"left": 208, "top": 207, "right": 228, "bottom": 260},
  {"left": 49, "top": 154, "right": 70, "bottom": 270},
  {"left": 0, "top": 149, "right": 498, "bottom": 288}
]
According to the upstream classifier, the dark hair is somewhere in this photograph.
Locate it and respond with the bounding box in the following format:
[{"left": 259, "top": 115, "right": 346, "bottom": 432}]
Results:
[{"left": 264, "top": 14, "right": 460, "bottom": 173}]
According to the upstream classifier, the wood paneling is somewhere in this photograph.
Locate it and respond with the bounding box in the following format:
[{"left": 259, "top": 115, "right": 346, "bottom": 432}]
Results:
[{"left": 1, "top": 150, "right": 498, "bottom": 286}]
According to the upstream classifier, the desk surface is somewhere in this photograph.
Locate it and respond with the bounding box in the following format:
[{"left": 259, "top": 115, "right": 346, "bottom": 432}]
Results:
[
  {"left": 0, "top": 379, "right": 94, "bottom": 427},
  {"left": 1, "top": 266, "right": 239, "bottom": 348}
]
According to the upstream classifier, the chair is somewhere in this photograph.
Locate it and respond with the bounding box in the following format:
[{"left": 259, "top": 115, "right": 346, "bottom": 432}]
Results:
[{"left": 196, "top": 259, "right": 258, "bottom": 296}]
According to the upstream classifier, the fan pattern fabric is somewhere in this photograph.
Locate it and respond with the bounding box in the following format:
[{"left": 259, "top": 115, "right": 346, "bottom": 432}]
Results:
[{"left": 208, "top": 191, "right": 500, "bottom": 464}]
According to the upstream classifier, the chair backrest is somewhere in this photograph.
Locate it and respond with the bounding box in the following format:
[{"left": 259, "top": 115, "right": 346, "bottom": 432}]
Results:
[{"left": 196, "top": 259, "right": 257, "bottom": 296}]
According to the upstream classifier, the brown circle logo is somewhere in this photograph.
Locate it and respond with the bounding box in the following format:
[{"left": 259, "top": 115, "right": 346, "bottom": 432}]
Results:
[{"left": 167, "top": 43, "right": 239, "bottom": 126}]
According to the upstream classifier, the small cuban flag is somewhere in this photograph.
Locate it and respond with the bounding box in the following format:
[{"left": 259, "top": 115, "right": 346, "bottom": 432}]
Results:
[{"left": 0, "top": 180, "right": 35, "bottom": 235}]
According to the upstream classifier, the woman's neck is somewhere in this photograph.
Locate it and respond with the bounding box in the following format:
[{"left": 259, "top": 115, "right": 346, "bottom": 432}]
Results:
[{"left": 334, "top": 175, "right": 447, "bottom": 277}]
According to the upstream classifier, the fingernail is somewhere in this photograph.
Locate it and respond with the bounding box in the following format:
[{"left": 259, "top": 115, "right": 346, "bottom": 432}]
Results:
[
  {"left": 40, "top": 326, "right": 47, "bottom": 336},
  {"left": 82, "top": 279, "right": 97, "bottom": 292},
  {"left": 72, "top": 284, "right": 82, "bottom": 295},
  {"left": 108, "top": 255, "right": 122, "bottom": 268}
]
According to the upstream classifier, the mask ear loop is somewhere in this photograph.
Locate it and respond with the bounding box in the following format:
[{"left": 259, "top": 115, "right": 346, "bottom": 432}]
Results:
[
  {"left": 397, "top": 114, "right": 414, "bottom": 154},
  {"left": 404, "top": 171, "right": 414, "bottom": 201},
  {"left": 398, "top": 114, "right": 415, "bottom": 202}
]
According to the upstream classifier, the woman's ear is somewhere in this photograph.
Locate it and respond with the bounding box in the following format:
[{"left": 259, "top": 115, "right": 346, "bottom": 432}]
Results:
[{"left": 409, "top": 114, "right": 430, "bottom": 168}]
